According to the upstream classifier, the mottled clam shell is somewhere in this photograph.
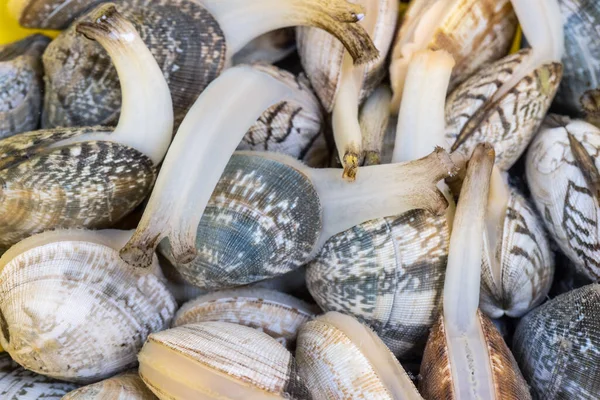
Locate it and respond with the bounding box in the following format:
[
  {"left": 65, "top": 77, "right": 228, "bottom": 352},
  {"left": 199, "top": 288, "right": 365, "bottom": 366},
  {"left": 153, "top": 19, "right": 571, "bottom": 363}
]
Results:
[
  {"left": 0, "top": 128, "right": 155, "bottom": 248},
  {"left": 42, "top": 0, "right": 225, "bottom": 128},
  {"left": 0, "top": 35, "right": 49, "bottom": 138},
  {"left": 232, "top": 28, "right": 296, "bottom": 65},
  {"left": 297, "top": 0, "right": 398, "bottom": 111},
  {"left": 159, "top": 153, "right": 322, "bottom": 290},
  {"left": 63, "top": 371, "right": 157, "bottom": 399},
  {"left": 0, "top": 353, "right": 78, "bottom": 399},
  {"left": 238, "top": 64, "right": 326, "bottom": 166},
  {"left": 306, "top": 209, "right": 449, "bottom": 359},
  {"left": 172, "top": 288, "right": 317, "bottom": 350},
  {"left": 554, "top": 0, "right": 600, "bottom": 115},
  {"left": 138, "top": 322, "right": 311, "bottom": 399},
  {"left": 14, "top": 0, "right": 106, "bottom": 29},
  {"left": 513, "top": 284, "right": 600, "bottom": 399},
  {"left": 526, "top": 117, "right": 600, "bottom": 280},
  {"left": 419, "top": 310, "right": 530, "bottom": 399},
  {"left": 480, "top": 187, "right": 554, "bottom": 318},
  {"left": 445, "top": 49, "right": 563, "bottom": 171},
  {"left": 0, "top": 239, "right": 176, "bottom": 383}
]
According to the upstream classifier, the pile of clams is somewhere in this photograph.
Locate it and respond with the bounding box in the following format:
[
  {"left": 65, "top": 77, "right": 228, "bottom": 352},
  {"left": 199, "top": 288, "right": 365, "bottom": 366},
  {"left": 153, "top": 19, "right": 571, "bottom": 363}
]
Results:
[{"left": 1, "top": 0, "right": 600, "bottom": 398}]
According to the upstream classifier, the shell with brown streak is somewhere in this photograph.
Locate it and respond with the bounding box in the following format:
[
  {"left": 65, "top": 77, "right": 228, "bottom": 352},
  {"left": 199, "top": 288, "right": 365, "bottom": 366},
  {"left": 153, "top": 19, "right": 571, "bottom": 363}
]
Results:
[
  {"left": 445, "top": 49, "right": 563, "bottom": 171},
  {"left": 296, "top": 312, "right": 422, "bottom": 400},
  {"left": 306, "top": 209, "right": 449, "bottom": 360},
  {"left": 0, "top": 229, "right": 177, "bottom": 383},
  {"left": 389, "top": 0, "right": 517, "bottom": 112},
  {"left": 0, "top": 34, "right": 49, "bottom": 138},
  {"left": 138, "top": 322, "right": 312, "bottom": 399},
  {"left": 526, "top": 116, "right": 600, "bottom": 281},
  {"left": 512, "top": 284, "right": 600, "bottom": 399},
  {"left": 63, "top": 371, "right": 157, "bottom": 399},
  {"left": 172, "top": 288, "right": 318, "bottom": 350}
]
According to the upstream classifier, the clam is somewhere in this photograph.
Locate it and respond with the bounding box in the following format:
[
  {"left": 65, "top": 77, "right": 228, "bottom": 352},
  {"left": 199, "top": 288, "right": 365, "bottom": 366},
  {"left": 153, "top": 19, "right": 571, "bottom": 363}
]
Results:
[
  {"left": 419, "top": 143, "right": 530, "bottom": 399},
  {"left": 297, "top": 0, "right": 398, "bottom": 180},
  {"left": 389, "top": 0, "right": 518, "bottom": 112},
  {"left": 0, "top": 353, "right": 78, "bottom": 399},
  {"left": 296, "top": 312, "right": 422, "bottom": 400},
  {"left": 0, "top": 5, "right": 173, "bottom": 248},
  {"left": 14, "top": 0, "right": 378, "bottom": 129},
  {"left": 360, "top": 85, "right": 392, "bottom": 166},
  {"left": 232, "top": 28, "right": 296, "bottom": 65},
  {"left": 513, "top": 284, "right": 600, "bottom": 398},
  {"left": 138, "top": 322, "right": 311, "bottom": 399},
  {"left": 526, "top": 116, "right": 600, "bottom": 281},
  {"left": 580, "top": 88, "right": 600, "bottom": 128},
  {"left": 63, "top": 371, "right": 157, "bottom": 399},
  {"left": 0, "top": 229, "right": 177, "bottom": 383},
  {"left": 0, "top": 34, "right": 49, "bottom": 139}
]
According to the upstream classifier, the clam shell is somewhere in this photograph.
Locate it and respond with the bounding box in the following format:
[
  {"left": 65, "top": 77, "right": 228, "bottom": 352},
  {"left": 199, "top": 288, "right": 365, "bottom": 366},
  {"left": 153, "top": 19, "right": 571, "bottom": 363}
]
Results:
[
  {"left": 513, "top": 284, "right": 600, "bottom": 398},
  {"left": 0, "top": 34, "right": 49, "bottom": 138},
  {"left": 0, "top": 234, "right": 176, "bottom": 383},
  {"left": 296, "top": 312, "right": 421, "bottom": 400},
  {"left": 172, "top": 288, "right": 317, "bottom": 350},
  {"left": 232, "top": 28, "right": 296, "bottom": 65},
  {"left": 15, "top": 0, "right": 106, "bottom": 29},
  {"left": 445, "top": 49, "right": 563, "bottom": 170},
  {"left": 138, "top": 322, "right": 311, "bottom": 399},
  {"left": 306, "top": 209, "right": 449, "bottom": 359},
  {"left": 159, "top": 153, "right": 322, "bottom": 290},
  {"left": 525, "top": 117, "right": 600, "bottom": 280},
  {"left": 63, "top": 371, "right": 157, "bottom": 399},
  {"left": 42, "top": 0, "right": 225, "bottom": 128}
]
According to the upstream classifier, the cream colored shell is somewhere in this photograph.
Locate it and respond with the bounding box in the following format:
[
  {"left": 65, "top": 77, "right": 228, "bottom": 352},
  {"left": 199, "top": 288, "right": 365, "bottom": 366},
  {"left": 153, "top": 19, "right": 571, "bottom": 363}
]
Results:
[{"left": 63, "top": 371, "right": 157, "bottom": 399}]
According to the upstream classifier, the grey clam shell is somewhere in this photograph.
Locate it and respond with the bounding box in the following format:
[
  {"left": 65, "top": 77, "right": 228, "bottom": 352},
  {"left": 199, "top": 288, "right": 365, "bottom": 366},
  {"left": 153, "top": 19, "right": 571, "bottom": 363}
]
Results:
[
  {"left": 513, "top": 284, "right": 600, "bottom": 399},
  {"left": 159, "top": 153, "right": 322, "bottom": 290},
  {"left": 0, "top": 34, "right": 49, "bottom": 138}
]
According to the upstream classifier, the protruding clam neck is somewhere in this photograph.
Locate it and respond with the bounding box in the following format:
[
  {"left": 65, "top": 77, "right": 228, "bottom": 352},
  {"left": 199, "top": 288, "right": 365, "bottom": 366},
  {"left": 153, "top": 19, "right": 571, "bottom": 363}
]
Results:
[
  {"left": 199, "top": 0, "right": 378, "bottom": 63},
  {"left": 359, "top": 85, "right": 392, "bottom": 166},
  {"left": 119, "top": 66, "right": 292, "bottom": 268}
]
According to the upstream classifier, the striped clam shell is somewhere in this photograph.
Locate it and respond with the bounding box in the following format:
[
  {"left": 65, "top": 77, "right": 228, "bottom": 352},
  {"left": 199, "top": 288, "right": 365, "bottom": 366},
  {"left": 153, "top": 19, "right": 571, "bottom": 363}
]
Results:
[
  {"left": 0, "top": 34, "right": 49, "bottom": 139},
  {"left": 445, "top": 49, "right": 563, "bottom": 171},
  {"left": 159, "top": 153, "right": 322, "bottom": 290},
  {"left": 0, "top": 128, "right": 155, "bottom": 248},
  {"left": 0, "top": 353, "right": 78, "bottom": 399},
  {"left": 306, "top": 209, "right": 449, "bottom": 359},
  {"left": 525, "top": 117, "right": 600, "bottom": 280},
  {"left": 0, "top": 233, "right": 176, "bottom": 383},
  {"left": 138, "top": 322, "right": 311, "bottom": 399},
  {"left": 296, "top": 312, "right": 421, "bottom": 400},
  {"left": 513, "top": 284, "right": 600, "bottom": 399},
  {"left": 42, "top": 0, "right": 225, "bottom": 128},
  {"left": 480, "top": 186, "right": 554, "bottom": 318},
  {"left": 63, "top": 371, "right": 157, "bottom": 399},
  {"left": 172, "top": 288, "right": 318, "bottom": 350}
]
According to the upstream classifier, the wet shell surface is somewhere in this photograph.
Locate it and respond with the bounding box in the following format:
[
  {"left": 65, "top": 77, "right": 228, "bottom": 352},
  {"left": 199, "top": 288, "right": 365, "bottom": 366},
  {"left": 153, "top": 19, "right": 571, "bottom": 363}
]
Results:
[
  {"left": 445, "top": 49, "right": 563, "bottom": 171},
  {"left": 172, "top": 288, "right": 318, "bottom": 350},
  {"left": 159, "top": 153, "right": 322, "bottom": 290},
  {"left": 480, "top": 186, "right": 554, "bottom": 318},
  {"left": 0, "top": 34, "right": 49, "bottom": 138},
  {"left": 138, "top": 322, "right": 311, "bottom": 399},
  {"left": 63, "top": 371, "right": 157, "bottom": 399},
  {"left": 296, "top": 312, "right": 421, "bottom": 400},
  {"left": 42, "top": 0, "right": 225, "bottom": 128},
  {"left": 0, "top": 353, "right": 78, "bottom": 399},
  {"left": 0, "top": 234, "right": 177, "bottom": 383},
  {"left": 526, "top": 117, "right": 600, "bottom": 280},
  {"left": 513, "top": 284, "right": 600, "bottom": 399},
  {"left": 0, "top": 127, "right": 156, "bottom": 248},
  {"left": 306, "top": 209, "right": 449, "bottom": 359}
]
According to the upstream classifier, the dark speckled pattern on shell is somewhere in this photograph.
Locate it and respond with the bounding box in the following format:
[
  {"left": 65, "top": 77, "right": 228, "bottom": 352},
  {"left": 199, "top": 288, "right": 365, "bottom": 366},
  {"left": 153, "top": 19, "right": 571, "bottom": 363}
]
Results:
[
  {"left": 513, "top": 284, "right": 600, "bottom": 399},
  {"left": 159, "top": 154, "right": 322, "bottom": 290},
  {"left": 42, "top": 0, "right": 225, "bottom": 128},
  {"left": 306, "top": 209, "right": 449, "bottom": 359}
]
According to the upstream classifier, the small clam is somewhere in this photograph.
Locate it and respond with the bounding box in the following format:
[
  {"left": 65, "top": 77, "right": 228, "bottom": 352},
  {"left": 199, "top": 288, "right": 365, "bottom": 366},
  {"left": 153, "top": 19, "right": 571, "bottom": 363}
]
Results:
[
  {"left": 296, "top": 312, "right": 422, "bottom": 400},
  {"left": 0, "top": 229, "right": 177, "bottom": 383},
  {"left": 172, "top": 288, "right": 318, "bottom": 349},
  {"left": 138, "top": 322, "right": 311, "bottom": 399},
  {"left": 0, "top": 34, "right": 49, "bottom": 138},
  {"left": 513, "top": 284, "right": 600, "bottom": 398},
  {"left": 63, "top": 371, "right": 157, "bottom": 399},
  {"left": 526, "top": 116, "right": 600, "bottom": 280},
  {"left": 360, "top": 85, "right": 392, "bottom": 166}
]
